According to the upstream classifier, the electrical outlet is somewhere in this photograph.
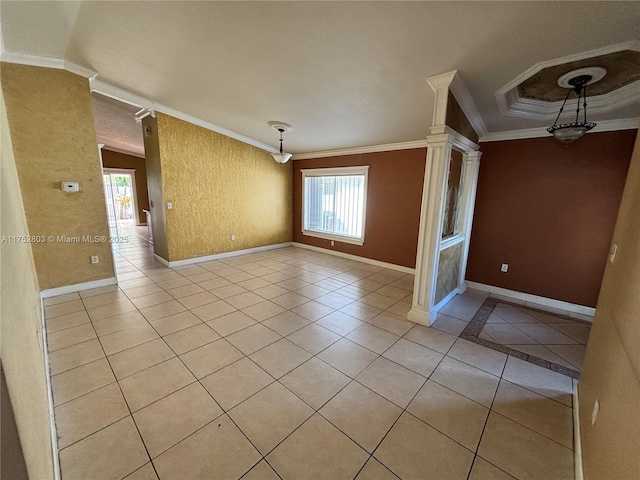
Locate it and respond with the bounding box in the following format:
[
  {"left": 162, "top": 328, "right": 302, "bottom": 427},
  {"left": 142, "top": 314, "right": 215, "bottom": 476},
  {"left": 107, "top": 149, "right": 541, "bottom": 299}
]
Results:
[
  {"left": 331, "top": 240, "right": 335, "bottom": 246},
  {"left": 230, "top": 234, "right": 236, "bottom": 241},
  {"left": 501, "top": 263, "right": 509, "bottom": 272},
  {"left": 591, "top": 400, "right": 600, "bottom": 425},
  {"left": 91, "top": 255, "right": 99, "bottom": 264},
  {"left": 167, "top": 202, "right": 173, "bottom": 210}
]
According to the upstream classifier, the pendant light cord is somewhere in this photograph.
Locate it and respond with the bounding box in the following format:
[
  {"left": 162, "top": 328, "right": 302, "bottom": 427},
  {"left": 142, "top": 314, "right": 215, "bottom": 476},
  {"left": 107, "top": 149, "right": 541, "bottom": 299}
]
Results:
[{"left": 553, "top": 88, "right": 574, "bottom": 126}]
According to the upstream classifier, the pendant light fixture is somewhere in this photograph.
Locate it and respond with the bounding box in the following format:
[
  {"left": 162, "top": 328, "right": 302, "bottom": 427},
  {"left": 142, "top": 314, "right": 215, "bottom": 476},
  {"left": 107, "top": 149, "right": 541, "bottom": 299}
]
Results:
[
  {"left": 268, "top": 121, "right": 294, "bottom": 163},
  {"left": 547, "top": 71, "right": 600, "bottom": 144}
]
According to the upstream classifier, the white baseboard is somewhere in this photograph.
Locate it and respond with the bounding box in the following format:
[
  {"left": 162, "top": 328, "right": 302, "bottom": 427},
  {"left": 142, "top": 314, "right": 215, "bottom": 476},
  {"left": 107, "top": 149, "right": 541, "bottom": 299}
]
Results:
[
  {"left": 465, "top": 281, "right": 595, "bottom": 319},
  {"left": 38, "top": 297, "right": 61, "bottom": 480},
  {"left": 292, "top": 242, "right": 415, "bottom": 274},
  {"left": 163, "top": 242, "right": 293, "bottom": 268},
  {"left": 574, "top": 382, "right": 584, "bottom": 480},
  {"left": 40, "top": 277, "right": 117, "bottom": 299}
]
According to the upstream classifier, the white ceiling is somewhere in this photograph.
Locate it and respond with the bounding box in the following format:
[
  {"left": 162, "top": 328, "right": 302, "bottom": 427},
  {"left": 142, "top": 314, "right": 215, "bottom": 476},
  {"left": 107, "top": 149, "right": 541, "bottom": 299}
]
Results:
[
  {"left": 1, "top": 1, "right": 639, "bottom": 154},
  {"left": 92, "top": 93, "right": 145, "bottom": 157}
]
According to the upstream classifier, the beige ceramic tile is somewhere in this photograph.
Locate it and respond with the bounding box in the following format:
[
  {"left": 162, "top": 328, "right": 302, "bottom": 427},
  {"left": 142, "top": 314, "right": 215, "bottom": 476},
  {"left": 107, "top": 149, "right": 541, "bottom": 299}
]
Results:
[
  {"left": 133, "top": 383, "right": 223, "bottom": 457},
  {"left": 375, "top": 285, "right": 411, "bottom": 301},
  {"left": 129, "top": 291, "right": 174, "bottom": 309},
  {"left": 431, "top": 314, "right": 469, "bottom": 337},
  {"left": 367, "top": 312, "right": 414, "bottom": 336},
  {"left": 47, "top": 323, "right": 96, "bottom": 352},
  {"left": 242, "top": 300, "right": 286, "bottom": 321},
  {"left": 478, "top": 412, "right": 573, "bottom": 480},
  {"left": 139, "top": 300, "right": 187, "bottom": 322},
  {"left": 226, "top": 323, "right": 281, "bottom": 355},
  {"left": 124, "top": 463, "right": 159, "bottom": 480},
  {"left": 87, "top": 299, "right": 138, "bottom": 321},
  {"left": 447, "top": 338, "right": 508, "bottom": 376},
  {"left": 404, "top": 325, "right": 457, "bottom": 354},
  {"left": 59, "top": 417, "right": 149, "bottom": 480},
  {"left": 54, "top": 382, "right": 129, "bottom": 449},
  {"left": 355, "top": 457, "right": 399, "bottom": 480},
  {"left": 546, "top": 322, "right": 591, "bottom": 344},
  {"left": 359, "top": 292, "right": 398, "bottom": 310},
  {"left": 253, "top": 284, "right": 290, "bottom": 300},
  {"left": 317, "top": 338, "right": 379, "bottom": 378},
  {"left": 225, "top": 291, "right": 265, "bottom": 309},
  {"left": 149, "top": 310, "right": 201, "bottom": 336},
  {"left": 291, "top": 300, "right": 336, "bottom": 321},
  {"left": 320, "top": 381, "right": 401, "bottom": 453},
  {"left": 505, "top": 344, "right": 575, "bottom": 369},
  {"left": 502, "top": 357, "right": 573, "bottom": 406},
  {"left": 228, "top": 382, "right": 314, "bottom": 454},
  {"left": 492, "top": 380, "right": 573, "bottom": 448},
  {"left": 511, "top": 322, "right": 577, "bottom": 344},
  {"left": 316, "top": 311, "right": 364, "bottom": 336},
  {"left": 546, "top": 344, "right": 588, "bottom": 370},
  {"left": 201, "top": 357, "right": 273, "bottom": 410},
  {"left": 51, "top": 358, "right": 115, "bottom": 406},
  {"left": 44, "top": 292, "right": 81, "bottom": 306},
  {"left": 206, "top": 310, "right": 256, "bottom": 337},
  {"left": 431, "top": 356, "right": 500, "bottom": 408},
  {"left": 356, "top": 357, "right": 425, "bottom": 408},
  {"left": 99, "top": 324, "right": 160, "bottom": 356},
  {"left": 339, "top": 301, "right": 383, "bottom": 321},
  {"left": 79, "top": 284, "right": 120, "bottom": 298},
  {"left": 267, "top": 414, "right": 368, "bottom": 480},
  {"left": 272, "top": 291, "right": 312, "bottom": 309},
  {"left": 242, "top": 460, "right": 280, "bottom": 480},
  {"left": 162, "top": 324, "right": 220, "bottom": 355},
  {"left": 45, "top": 299, "right": 85, "bottom": 319},
  {"left": 374, "top": 412, "right": 474, "bottom": 480},
  {"left": 91, "top": 310, "right": 148, "bottom": 337},
  {"left": 439, "top": 295, "right": 483, "bottom": 321},
  {"left": 211, "top": 283, "right": 249, "bottom": 299},
  {"left": 480, "top": 323, "right": 539, "bottom": 345},
  {"left": 108, "top": 339, "right": 175, "bottom": 380},
  {"left": 468, "top": 457, "right": 516, "bottom": 480},
  {"left": 119, "top": 358, "right": 195, "bottom": 411},
  {"left": 166, "top": 283, "right": 205, "bottom": 299},
  {"left": 249, "top": 338, "right": 312, "bottom": 378},
  {"left": 45, "top": 310, "right": 91, "bottom": 334},
  {"left": 280, "top": 358, "right": 351, "bottom": 409},
  {"left": 408, "top": 380, "right": 489, "bottom": 451},
  {"left": 179, "top": 338, "right": 244, "bottom": 379},
  {"left": 262, "top": 311, "right": 310, "bottom": 336},
  {"left": 152, "top": 415, "right": 261, "bottom": 480},
  {"left": 177, "top": 291, "right": 219, "bottom": 310},
  {"left": 346, "top": 324, "right": 399, "bottom": 354},
  {"left": 492, "top": 305, "right": 540, "bottom": 324},
  {"left": 382, "top": 338, "right": 444, "bottom": 377},
  {"left": 287, "top": 324, "right": 341, "bottom": 355},
  {"left": 121, "top": 283, "right": 163, "bottom": 300},
  {"left": 49, "top": 339, "right": 105, "bottom": 375}
]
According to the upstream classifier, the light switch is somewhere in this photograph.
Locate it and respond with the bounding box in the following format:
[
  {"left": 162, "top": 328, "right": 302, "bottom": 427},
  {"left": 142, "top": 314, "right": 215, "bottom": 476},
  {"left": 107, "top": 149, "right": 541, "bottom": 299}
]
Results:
[{"left": 609, "top": 244, "right": 617, "bottom": 264}]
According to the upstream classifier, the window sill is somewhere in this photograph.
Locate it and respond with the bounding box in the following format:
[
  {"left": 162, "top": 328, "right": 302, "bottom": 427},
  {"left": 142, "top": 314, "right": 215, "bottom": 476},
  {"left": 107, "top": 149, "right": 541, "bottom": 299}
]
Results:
[
  {"left": 440, "top": 234, "right": 464, "bottom": 250},
  {"left": 302, "top": 230, "right": 365, "bottom": 246}
]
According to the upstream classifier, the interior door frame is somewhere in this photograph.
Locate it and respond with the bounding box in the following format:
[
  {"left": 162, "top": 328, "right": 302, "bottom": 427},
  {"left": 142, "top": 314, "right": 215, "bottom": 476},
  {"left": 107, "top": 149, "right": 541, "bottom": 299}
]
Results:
[{"left": 103, "top": 168, "right": 140, "bottom": 225}]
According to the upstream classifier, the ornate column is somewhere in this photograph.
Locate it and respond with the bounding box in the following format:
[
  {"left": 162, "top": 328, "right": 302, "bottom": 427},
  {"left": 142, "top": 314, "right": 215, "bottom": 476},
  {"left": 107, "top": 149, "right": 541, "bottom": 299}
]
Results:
[
  {"left": 457, "top": 150, "right": 482, "bottom": 292},
  {"left": 407, "top": 134, "right": 454, "bottom": 326}
]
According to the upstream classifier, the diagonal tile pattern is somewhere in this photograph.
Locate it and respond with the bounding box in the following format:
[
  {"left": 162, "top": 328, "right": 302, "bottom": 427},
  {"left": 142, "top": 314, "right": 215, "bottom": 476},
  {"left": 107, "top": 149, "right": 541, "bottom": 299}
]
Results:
[{"left": 44, "top": 227, "right": 576, "bottom": 480}]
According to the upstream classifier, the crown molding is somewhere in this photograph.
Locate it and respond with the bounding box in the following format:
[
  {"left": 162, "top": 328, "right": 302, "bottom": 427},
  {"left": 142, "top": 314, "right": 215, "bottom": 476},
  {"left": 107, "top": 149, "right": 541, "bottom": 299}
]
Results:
[
  {"left": 449, "top": 73, "right": 488, "bottom": 137},
  {"left": 291, "top": 140, "right": 428, "bottom": 160},
  {"left": 0, "top": 50, "right": 279, "bottom": 154},
  {"left": 496, "top": 41, "right": 640, "bottom": 119},
  {"left": 479, "top": 117, "right": 639, "bottom": 143},
  {"left": 101, "top": 146, "right": 146, "bottom": 159},
  {"left": 1, "top": 51, "right": 65, "bottom": 70}
]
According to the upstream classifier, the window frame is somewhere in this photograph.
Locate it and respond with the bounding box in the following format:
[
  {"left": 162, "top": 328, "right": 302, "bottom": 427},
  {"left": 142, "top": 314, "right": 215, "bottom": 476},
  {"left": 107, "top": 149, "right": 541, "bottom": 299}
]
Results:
[{"left": 300, "top": 165, "right": 370, "bottom": 246}]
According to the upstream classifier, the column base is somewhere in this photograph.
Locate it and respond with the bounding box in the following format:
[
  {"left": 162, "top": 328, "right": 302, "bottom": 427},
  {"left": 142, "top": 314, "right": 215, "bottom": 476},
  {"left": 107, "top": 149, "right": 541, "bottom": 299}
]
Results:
[{"left": 407, "top": 306, "right": 437, "bottom": 326}]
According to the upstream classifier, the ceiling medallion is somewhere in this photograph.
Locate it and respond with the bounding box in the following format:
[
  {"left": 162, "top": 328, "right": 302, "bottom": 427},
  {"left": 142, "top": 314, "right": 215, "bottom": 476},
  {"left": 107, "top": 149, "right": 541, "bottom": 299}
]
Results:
[
  {"left": 547, "top": 69, "right": 604, "bottom": 144},
  {"left": 268, "top": 121, "right": 294, "bottom": 163}
]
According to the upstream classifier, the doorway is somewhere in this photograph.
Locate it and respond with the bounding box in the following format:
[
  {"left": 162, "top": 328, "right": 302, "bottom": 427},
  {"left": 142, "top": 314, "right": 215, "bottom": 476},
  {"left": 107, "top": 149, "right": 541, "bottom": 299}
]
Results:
[{"left": 103, "top": 169, "right": 139, "bottom": 235}]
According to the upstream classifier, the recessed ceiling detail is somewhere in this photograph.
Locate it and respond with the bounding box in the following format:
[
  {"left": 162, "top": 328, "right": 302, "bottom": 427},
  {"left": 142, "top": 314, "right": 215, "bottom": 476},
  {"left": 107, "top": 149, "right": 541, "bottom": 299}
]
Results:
[{"left": 496, "top": 43, "right": 640, "bottom": 120}]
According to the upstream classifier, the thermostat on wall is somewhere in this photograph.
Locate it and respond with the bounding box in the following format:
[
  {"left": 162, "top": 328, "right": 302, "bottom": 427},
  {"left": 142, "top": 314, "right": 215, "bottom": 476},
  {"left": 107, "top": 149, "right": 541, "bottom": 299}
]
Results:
[{"left": 61, "top": 182, "right": 79, "bottom": 193}]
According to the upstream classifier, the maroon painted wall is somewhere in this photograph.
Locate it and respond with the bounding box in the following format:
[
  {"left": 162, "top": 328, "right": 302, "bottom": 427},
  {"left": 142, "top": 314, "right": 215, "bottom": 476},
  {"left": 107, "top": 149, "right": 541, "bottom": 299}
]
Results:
[
  {"left": 466, "top": 130, "right": 637, "bottom": 307},
  {"left": 293, "top": 149, "right": 426, "bottom": 268}
]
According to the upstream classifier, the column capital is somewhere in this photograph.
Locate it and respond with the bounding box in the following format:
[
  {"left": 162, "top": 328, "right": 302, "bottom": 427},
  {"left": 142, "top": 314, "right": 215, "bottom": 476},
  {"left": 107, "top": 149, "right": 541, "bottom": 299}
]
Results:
[{"left": 463, "top": 150, "right": 482, "bottom": 163}]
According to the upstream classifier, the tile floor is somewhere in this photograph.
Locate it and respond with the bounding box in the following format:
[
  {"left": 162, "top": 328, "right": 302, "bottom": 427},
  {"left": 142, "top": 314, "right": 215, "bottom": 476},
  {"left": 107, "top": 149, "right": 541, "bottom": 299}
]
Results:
[{"left": 44, "top": 228, "right": 576, "bottom": 480}]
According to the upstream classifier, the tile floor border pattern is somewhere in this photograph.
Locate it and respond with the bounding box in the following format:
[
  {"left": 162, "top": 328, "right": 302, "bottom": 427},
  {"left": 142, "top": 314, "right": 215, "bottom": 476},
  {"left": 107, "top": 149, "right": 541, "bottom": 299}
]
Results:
[
  {"left": 460, "top": 298, "right": 587, "bottom": 379},
  {"left": 45, "top": 232, "right": 576, "bottom": 480}
]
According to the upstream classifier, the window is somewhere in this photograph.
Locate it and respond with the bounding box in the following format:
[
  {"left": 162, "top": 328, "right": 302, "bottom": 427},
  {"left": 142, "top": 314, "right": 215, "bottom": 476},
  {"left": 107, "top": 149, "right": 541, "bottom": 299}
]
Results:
[{"left": 301, "top": 166, "right": 369, "bottom": 245}]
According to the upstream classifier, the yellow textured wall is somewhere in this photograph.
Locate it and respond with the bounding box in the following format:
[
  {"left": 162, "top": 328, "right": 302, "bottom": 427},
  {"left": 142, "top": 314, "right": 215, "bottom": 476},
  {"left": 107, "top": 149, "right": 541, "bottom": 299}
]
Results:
[
  {"left": 1, "top": 63, "right": 114, "bottom": 289},
  {"left": 1, "top": 86, "right": 55, "bottom": 479},
  {"left": 156, "top": 113, "right": 292, "bottom": 261},
  {"left": 579, "top": 131, "right": 640, "bottom": 480}
]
